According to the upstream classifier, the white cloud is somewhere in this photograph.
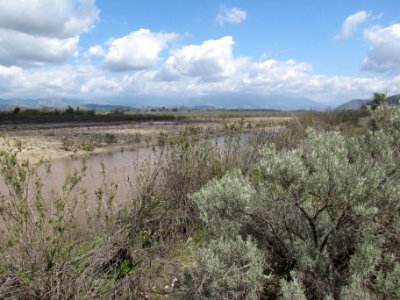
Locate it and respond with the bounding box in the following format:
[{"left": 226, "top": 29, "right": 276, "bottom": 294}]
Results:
[
  {"left": 0, "top": 34, "right": 399, "bottom": 105},
  {"left": 0, "top": 29, "right": 79, "bottom": 67},
  {"left": 84, "top": 45, "right": 105, "bottom": 58},
  {"left": 0, "top": 64, "right": 105, "bottom": 98},
  {"left": 217, "top": 6, "right": 247, "bottom": 25},
  {"left": 158, "top": 36, "right": 246, "bottom": 82},
  {"left": 362, "top": 24, "right": 400, "bottom": 73},
  {"left": 335, "top": 11, "right": 370, "bottom": 40},
  {"left": 0, "top": 59, "right": 399, "bottom": 105},
  {"left": 0, "top": 65, "right": 24, "bottom": 93},
  {"left": 248, "top": 59, "right": 312, "bottom": 85},
  {"left": 80, "top": 76, "right": 123, "bottom": 93},
  {"left": 0, "top": 0, "right": 99, "bottom": 38},
  {"left": 103, "top": 28, "right": 177, "bottom": 72},
  {"left": 0, "top": 0, "right": 99, "bottom": 67},
  {"left": 0, "top": 3, "right": 397, "bottom": 106},
  {"left": 132, "top": 53, "right": 400, "bottom": 103}
]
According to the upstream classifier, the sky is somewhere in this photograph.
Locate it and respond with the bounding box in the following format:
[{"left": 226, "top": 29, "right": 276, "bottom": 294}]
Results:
[{"left": 0, "top": 0, "right": 399, "bottom": 107}]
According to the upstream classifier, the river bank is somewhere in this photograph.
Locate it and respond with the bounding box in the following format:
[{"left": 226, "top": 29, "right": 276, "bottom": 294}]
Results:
[{"left": 0, "top": 116, "right": 290, "bottom": 164}]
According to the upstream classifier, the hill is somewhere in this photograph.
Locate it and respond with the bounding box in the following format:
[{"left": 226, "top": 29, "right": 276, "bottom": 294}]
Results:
[
  {"left": 335, "top": 99, "right": 370, "bottom": 111},
  {"left": 81, "top": 103, "right": 134, "bottom": 111},
  {"left": 184, "top": 93, "right": 328, "bottom": 111},
  {"left": 387, "top": 94, "right": 400, "bottom": 105},
  {"left": 0, "top": 94, "right": 328, "bottom": 111},
  {"left": 336, "top": 94, "right": 400, "bottom": 111}
]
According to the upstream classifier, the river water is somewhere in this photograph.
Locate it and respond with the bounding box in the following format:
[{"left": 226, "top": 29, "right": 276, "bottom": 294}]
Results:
[
  {"left": 1, "top": 128, "right": 282, "bottom": 213},
  {"left": 38, "top": 134, "right": 230, "bottom": 198},
  {"left": 34, "top": 145, "right": 160, "bottom": 209}
]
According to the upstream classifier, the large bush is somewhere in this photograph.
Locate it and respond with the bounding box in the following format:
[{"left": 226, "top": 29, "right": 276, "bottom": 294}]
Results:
[{"left": 190, "top": 105, "right": 400, "bottom": 299}]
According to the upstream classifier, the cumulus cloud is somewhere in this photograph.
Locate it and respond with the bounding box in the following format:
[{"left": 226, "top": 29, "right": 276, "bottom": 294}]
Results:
[
  {"left": 0, "top": 65, "right": 23, "bottom": 93},
  {"left": 0, "top": 0, "right": 99, "bottom": 38},
  {"left": 80, "top": 76, "right": 123, "bottom": 93},
  {"left": 0, "top": 58, "right": 399, "bottom": 105},
  {"left": 248, "top": 59, "right": 312, "bottom": 85},
  {"left": 217, "top": 6, "right": 247, "bottom": 25},
  {"left": 362, "top": 24, "right": 400, "bottom": 73},
  {"left": 158, "top": 36, "right": 245, "bottom": 82},
  {"left": 0, "top": 63, "right": 128, "bottom": 99},
  {"left": 103, "top": 29, "right": 177, "bottom": 72},
  {"left": 0, "top": 32, "right": 399, "bottom": 105},
  {"left": 335, "top": 11, "right": 370, "bottom": 40},
  {"left": 140, "top": 62, "right": 400, "bottom": 104},
  {"left": 84, "top": 45, "right": 105, "bottom": 58},
  {"left": 0, "top": 29, "right": 79, "bottom": 67},
  {"left": 129, "top": 54, "right": 400, "bottom": 103},
  {"left": 0, "top": 0, "right": 99, "bottom": 67}
]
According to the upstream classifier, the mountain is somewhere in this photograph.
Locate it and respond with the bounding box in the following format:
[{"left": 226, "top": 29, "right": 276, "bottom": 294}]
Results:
[
  {"left": 0, "top": 98, "right": 77, "bottom": 108},
  {"left": 82, "top": 103, "right": 134, "bottom": 111},
  {"left": 336, "top": 94, "right": 400, "bottom": 111},
  {"left": 183, "top": 93, "right": 329, "bottom": 111},
  {"left": 84, "top": 93, "right": 328, "bottom": 111},
  {"left": 387, "top": 94, "right": 400, "bottom": 105},
  {"left": 0, "top": 105, "right": 13, "bottom": 111},
  {"left": 335, "top": 99, "right": 370, "bottom": 111},
  {"left": 0, "top": 94, "right": 328, "bottom": 111}
]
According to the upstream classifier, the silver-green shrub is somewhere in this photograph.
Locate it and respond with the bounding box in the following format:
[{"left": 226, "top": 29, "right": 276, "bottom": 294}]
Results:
[
  {"left": 181, "top": 236, "right": 265, "bottom": 299},
  {"left": 190, "top": 105, "right": 400, "bottom": 299},
  {"left": 189, "top": 169, "right": 255, "bottom": 237}
]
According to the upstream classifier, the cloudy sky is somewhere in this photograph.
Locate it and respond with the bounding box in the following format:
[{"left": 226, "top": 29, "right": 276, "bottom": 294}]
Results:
[{"left": 0, "top": 0, "right": 399, "bottom": 106}]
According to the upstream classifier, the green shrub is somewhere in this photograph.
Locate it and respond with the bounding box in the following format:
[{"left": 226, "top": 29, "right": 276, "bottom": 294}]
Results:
[
  {"left": 181, "top": 236, "right": 265, "bottom": 299},
  {"left": 190, "top": 169, "right": 255, "bottom": 237},
  {"left": 190, "top": 105, "right": 400, "bottom": 298},
  {"left": 104, "top": 133, "right": 117, "bottom": 144}
]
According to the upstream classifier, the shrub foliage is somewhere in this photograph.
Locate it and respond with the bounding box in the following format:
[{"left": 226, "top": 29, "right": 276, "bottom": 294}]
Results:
[
  {"left": 190, "top": 104, "right": 400, "bottom": 299},
  {"left": 0, "top": 104, "right": 399, "bottom": 299}
]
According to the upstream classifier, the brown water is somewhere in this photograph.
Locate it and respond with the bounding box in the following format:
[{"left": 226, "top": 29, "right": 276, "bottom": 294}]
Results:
[
  {"left": 35, "top": 145, "right": 162, "bottom": 207},
  {"left": 39, "top": 134, "right": 228, "bottom": 195},
  {"left": 1, "top": 129, "right": 282, "bottom": 212}
]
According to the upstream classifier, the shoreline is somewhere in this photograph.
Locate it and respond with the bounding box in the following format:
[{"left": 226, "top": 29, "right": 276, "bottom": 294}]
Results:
[{"left": 1, "top": 117, "right": 289, "bottom": 165}]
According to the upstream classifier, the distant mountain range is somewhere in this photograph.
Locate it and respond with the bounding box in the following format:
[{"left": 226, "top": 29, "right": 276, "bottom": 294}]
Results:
[
  {"left": 335, "top": 99, "right": 370, "bottom": 111},
  {"left": 0, "top": 98, "right": 80, "bottom": 108},
  {"left": 3, "top": 94, "right": 400, "bottom": 112},
  {"left": 336, "top": 94, "right": 400, "bottom": 111},
  {"left": 183, "top": 93, "right": 329, "bottom": 111},
  {"left": 0, "top": 94, "right": 329, "bottom": 111},
  {"left": 0, "top": 105, "right": 14, "bottom": 111},
  {"left": 387, "top": 94, "right": 400, "bottom": 105},
  {"left": 81, "top": 104, "right": 133, "bottom": 111}
]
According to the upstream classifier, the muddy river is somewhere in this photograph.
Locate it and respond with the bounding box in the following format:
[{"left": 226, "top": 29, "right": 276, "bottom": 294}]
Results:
[{"left": 1, "top": 129, "right": 282, "bottom": 214}]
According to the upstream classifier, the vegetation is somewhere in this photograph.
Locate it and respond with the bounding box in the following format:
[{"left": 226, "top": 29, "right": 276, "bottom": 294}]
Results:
[
  {"left": 0, "top": 107, "right": 185, "bottom": 124},
  {"left": 369, "top": 92, "right": 387, "bottom": 110},
  {"left": 60, "top": 132, "right": 118, "bottom": 152},
  {"left": 0, "top": 101, "right": 399, "bottom": 299}
]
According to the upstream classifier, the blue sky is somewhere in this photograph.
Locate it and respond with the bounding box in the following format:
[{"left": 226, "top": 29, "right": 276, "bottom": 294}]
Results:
[
  {"left": 89, "top": 0, "right": 397, "bottom": 76},
  {"left": 0, "top": 0, "right": 399, "bottom": 107}
]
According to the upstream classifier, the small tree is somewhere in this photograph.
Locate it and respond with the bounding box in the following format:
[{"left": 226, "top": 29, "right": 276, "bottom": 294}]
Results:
[
  {"left": 65, "top": 105, "right": 74, "bottom": 114},
  {"left": 370, "top": 92, "right": 386, "bottom": 110},
  {"left": 13, "top": 106, "right": 21, "bottom": 114}
]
